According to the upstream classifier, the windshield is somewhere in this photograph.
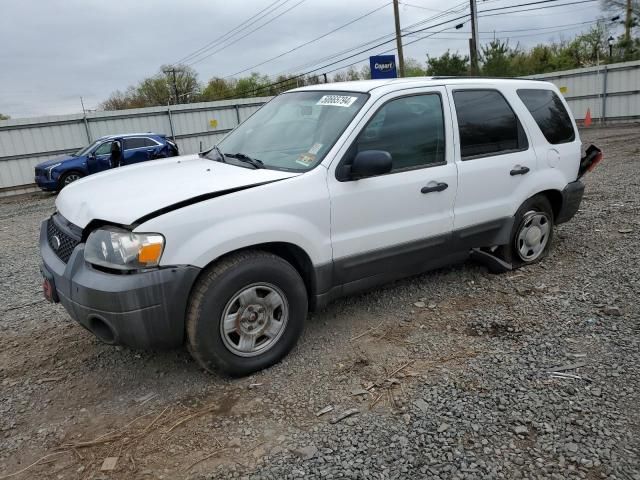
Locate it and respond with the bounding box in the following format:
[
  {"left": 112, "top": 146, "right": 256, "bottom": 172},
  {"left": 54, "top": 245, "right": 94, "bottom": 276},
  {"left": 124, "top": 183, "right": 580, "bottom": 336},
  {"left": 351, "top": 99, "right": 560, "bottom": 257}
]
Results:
[
  {"left": 210, "top": 91, "right": 368, "bottom": 171},
  {"left": 73, "top": 139, "right": 102, "bottom": 157}
]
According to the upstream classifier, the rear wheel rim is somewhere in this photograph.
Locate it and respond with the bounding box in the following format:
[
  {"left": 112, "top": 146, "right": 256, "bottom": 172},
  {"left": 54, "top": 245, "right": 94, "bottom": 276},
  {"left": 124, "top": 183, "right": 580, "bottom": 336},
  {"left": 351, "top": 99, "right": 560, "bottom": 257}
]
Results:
[
  {"left": 220, "top": 283, "right": 289, "bottom": 357},
  {"left": 515, "top": 210, "right": 550, "bottom": 262},
  {"left": 63, "top": 173, "right": 81, "bottom": 185}
]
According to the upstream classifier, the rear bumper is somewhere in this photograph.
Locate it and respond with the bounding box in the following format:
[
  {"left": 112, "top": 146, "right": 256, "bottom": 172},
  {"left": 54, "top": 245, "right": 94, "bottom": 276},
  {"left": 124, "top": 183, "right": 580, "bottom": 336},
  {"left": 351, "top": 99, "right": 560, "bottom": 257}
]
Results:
[
  {"left": 556, "top": 180, "right": 585, "bottom": 224},
  {"left": 39, "top": 220, "right": 200, "bottom": 349}
]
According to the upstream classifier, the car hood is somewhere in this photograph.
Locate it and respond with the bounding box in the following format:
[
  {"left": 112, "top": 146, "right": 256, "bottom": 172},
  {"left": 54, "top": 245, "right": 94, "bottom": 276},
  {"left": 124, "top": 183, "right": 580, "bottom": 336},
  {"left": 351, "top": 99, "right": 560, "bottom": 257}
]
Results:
[
  {"left": 55, "top": 154, "right": 301, "bottom": 229},
  {"left": 36, "top": 155, "right": 75, "bottom": 168}
]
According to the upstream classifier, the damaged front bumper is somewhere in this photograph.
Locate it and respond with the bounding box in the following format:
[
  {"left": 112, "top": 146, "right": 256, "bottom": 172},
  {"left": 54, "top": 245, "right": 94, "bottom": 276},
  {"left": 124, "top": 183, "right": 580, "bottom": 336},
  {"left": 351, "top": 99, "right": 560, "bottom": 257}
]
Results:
[{"left": 39, "top": 219, "right": 200, "bottom": 349}]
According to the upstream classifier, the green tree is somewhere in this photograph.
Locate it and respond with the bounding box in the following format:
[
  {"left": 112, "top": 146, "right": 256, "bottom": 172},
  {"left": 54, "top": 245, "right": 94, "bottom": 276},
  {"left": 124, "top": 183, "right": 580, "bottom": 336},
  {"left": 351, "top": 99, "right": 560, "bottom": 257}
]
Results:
[
  {"left": 234, "top": 72, "right": 270, "bottom": 98},
  {"left": 332, "top": 71, "right": 348, "bottom": 82},
  {"left": 0, "top": 113, "right": 9, "bottom": 120},
  {"left": 600, "top": 0, "right": 639, "bottom": 55},
  {"left": 568, "top": 24, "right": 611, "bottom": 66},
  {"left": 101, "top": 64, "right": 200, "bottom": 110},
  {"left": 159, "top": 65, "right": 200, "bottom": 103},
  {"left": 425, "top": 51, "right": 469, "bottom": 76},
  {"left": 480, "top": 40, "right": 517, "bottom": 76},
  {"left": 201, "top": 77, "right": 237, "bottom": 101},
  {"left": 404, "top": 57, "right": 426, "bottom": 77}
]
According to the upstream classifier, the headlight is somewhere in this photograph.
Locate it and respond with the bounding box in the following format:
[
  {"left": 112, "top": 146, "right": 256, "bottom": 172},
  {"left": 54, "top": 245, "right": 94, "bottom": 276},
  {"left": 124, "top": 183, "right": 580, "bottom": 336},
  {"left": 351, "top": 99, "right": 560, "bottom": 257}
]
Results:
[
  {"left": 84, "top": 227, "right": 165, "bottom": 270},
  {"left": 45, "top": 162, "right": 62, "bottom": 180}
]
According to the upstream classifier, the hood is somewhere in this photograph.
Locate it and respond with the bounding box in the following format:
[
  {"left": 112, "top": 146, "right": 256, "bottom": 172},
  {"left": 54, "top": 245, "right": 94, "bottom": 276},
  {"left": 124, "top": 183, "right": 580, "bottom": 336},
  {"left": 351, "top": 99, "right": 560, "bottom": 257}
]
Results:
[
  {"left": 36, "top": 154, "right": 75, "bottom": 168},
  {"left": 55, "top": 154, "right": 301, "bottom": 229}
]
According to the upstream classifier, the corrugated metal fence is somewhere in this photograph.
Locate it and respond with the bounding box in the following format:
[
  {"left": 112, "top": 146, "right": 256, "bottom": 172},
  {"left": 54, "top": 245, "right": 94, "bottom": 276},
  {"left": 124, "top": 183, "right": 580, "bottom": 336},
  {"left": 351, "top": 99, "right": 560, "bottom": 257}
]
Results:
[
  {"left": 0, "top": 97, "right": 270, "bottom": 196},
  {"left": 525, "top": 59, "right": 640, "bottom": 123},
  {"left": 1, "top": 60, "right": 638, "bottom": 196}
]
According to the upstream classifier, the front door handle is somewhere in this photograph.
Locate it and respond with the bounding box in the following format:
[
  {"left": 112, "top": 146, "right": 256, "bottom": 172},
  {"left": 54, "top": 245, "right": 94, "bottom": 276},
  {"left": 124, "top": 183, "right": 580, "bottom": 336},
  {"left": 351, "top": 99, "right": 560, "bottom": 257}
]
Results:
[
  {"left": 510, "top": 166, "right": 530, "bottom": 176},
  {"left": 421, "top": 182, "right": 448, "bottom": 194}
]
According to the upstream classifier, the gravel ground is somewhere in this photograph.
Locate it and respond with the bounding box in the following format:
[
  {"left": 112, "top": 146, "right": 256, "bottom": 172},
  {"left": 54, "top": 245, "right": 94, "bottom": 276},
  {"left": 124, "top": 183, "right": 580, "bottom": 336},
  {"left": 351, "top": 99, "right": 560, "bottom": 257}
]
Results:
[{"left": 1, "top": 125, "right": 639, "bottom": 480}]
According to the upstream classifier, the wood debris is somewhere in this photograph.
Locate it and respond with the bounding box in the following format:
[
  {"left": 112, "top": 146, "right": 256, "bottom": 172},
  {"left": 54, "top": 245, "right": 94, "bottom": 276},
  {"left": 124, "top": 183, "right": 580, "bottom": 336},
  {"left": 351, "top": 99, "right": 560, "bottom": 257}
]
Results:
[
  {"left": 100, "top": 456, "right": 118, "bottom": 471},
  {"left": 547, "top": 362, "right": 587, "bottom": 373},
  {"left": 330, "top": 408, "right": 359, "bottom": 424},
  {"left": 315, "top": 405, "right": 334, "bottom": 417}
]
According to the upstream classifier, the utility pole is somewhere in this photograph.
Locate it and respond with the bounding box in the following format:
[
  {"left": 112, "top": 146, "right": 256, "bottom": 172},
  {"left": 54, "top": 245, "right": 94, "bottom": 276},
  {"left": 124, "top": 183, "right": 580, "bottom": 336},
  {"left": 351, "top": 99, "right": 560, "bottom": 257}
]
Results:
[
  {"left": 625, "top": 0, "right": 632, "bottom": 46},
  {"left": 469, "top": 0, "right": 480, "bottom": 75},
  {"left": 163, "top": 67, "right": 180, "bottom": 104},
  {"left": 392, "top": 0, "right": 406, "bottom": 77}
]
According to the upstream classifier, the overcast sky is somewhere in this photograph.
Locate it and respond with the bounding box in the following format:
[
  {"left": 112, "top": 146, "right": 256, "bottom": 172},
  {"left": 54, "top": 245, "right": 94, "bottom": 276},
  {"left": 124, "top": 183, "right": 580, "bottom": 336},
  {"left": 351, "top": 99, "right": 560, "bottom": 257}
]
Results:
[{"left": 0, "top": 0, "right": 607, "bottom": 118}]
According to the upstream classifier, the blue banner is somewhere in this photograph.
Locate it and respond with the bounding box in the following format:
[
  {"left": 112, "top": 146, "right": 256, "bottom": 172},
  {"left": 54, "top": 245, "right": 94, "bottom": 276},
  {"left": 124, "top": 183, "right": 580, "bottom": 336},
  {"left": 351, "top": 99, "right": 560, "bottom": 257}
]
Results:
[{"left": 370, "top": 55, "right": 397, "bottom": 79}]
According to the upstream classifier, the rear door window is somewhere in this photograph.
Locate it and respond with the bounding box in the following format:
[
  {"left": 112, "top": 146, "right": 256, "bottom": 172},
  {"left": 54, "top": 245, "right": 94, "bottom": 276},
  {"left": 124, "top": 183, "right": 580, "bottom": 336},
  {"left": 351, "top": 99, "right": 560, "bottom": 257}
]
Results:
[
  {"left": 517, "top": 89, "right": 575, "bottom": 144},
  {"left": 452, "top": 89, "right": 528, "bottom": 160},
  {"left": 123, "top": 138, "right": 146, "bottom": 150}
]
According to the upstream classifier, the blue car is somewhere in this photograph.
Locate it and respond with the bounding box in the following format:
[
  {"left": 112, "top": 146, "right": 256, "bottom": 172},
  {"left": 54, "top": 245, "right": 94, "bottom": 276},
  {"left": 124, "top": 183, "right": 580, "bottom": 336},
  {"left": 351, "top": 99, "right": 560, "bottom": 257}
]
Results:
[{"left": 34, "top": 133, "right": 179, "bottom": 191}]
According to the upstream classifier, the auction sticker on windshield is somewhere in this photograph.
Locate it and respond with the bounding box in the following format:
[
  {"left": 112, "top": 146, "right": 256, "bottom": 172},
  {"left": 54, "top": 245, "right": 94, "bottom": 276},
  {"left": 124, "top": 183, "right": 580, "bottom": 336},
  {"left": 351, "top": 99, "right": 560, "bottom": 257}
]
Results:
[{"left": 317, "top": 95, "right": 358, "bottom": 107}]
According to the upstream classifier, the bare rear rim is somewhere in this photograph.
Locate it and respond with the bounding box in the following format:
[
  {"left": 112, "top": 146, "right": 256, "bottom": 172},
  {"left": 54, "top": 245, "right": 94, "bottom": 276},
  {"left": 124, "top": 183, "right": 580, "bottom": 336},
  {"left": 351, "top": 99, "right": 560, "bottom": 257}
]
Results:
[
  {"left": 219, "top": 282, "right": 289, "bottom": 358},
  {"left": 515, "top": 210, "right": 551, "bottom": 262}
]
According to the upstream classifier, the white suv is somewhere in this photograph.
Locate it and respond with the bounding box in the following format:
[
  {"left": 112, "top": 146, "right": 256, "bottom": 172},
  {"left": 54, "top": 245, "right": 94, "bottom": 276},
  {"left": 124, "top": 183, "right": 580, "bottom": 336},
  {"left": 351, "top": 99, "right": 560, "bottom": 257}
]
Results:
[{"left": 40, "top": 78, "right": 602, "bottom": 376}]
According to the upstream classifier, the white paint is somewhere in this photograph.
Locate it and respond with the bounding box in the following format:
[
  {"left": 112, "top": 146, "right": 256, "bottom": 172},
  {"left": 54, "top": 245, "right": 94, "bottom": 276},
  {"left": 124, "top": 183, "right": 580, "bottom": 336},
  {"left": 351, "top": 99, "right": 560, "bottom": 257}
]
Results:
[{"left": 53, "top": 77, "right": 582, "bottom": 272}]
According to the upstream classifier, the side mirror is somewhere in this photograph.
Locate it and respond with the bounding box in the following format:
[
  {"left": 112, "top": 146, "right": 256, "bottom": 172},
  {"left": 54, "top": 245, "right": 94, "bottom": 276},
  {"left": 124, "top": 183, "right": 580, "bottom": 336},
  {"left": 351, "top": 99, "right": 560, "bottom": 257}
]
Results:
[{"left": 350, "top": 150, "right": 392, "bottom": 180}]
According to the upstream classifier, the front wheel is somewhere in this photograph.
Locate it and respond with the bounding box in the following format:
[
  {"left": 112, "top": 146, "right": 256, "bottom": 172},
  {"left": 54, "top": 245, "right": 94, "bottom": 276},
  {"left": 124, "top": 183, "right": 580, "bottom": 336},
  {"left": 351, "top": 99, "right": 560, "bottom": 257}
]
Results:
[
  {"left": 498, "top": 194, "right": 554, "bottom": 268},
  {"left": 58, "top": 171, "right": 84, "bottom": 190},
  {"left": 186, "top": 251, "right": 308, "bottom": 377}
]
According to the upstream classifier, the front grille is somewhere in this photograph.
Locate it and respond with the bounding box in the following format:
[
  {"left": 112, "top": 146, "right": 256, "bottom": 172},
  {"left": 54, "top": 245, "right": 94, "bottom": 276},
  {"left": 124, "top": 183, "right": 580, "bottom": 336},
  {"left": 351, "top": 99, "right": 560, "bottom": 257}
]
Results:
[{"left": 47, "top": 216, "right": 81, "bottom": 263}]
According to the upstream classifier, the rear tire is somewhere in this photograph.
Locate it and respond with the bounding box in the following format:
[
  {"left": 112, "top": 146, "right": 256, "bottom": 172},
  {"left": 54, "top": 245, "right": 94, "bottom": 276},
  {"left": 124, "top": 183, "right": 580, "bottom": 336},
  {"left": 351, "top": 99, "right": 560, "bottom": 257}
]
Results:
[
  {"left": 497, "top": 194, "right": 554, "bottom": 268},
  {"left": 186, "top": 251, "right": 308, "bottom": 377}
]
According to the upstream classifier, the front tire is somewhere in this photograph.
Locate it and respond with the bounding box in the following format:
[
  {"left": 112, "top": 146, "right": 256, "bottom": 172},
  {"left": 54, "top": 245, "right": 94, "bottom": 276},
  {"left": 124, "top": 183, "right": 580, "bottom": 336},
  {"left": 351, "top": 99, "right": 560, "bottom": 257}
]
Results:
[
  {"left": 57, "top": 171, "right": 84, "bottom": 190},
  {"left": 186, "top": 251, "right": 308, "bottom": 377},
  {"left": 498, "top": 194, "right": 554, "bottom": 268}
]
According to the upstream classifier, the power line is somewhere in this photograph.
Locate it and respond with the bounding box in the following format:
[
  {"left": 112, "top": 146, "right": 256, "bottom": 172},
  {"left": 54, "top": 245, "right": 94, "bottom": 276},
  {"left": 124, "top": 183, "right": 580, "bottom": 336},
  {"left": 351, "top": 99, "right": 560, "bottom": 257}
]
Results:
[
  {"left": 401, "top": 19, "right": 598, "bottom": 35},
  {"left": 478, "top": 0, "right": 597, "bottom": 17},
  {"left": 405, "top": 20, "right": 599, "bottom": 40},
  {"left": 219, "top": 13, "right": 471, "bottom": 99},
  {"left": 478, "top": 0, "right": 598, "bottom": 15},
  {"left": 223, "top": 2, "right": 392, "bottom": 78},
  {"left": 272, "top": 0, "right": 469, "bottom": 76},
  {"left": 172, "top": 0, "right": 288, "bottom": 66},
  {"left": 398, "top": 2, "right": 444, "bottom": 12},
  {"left": 216, "top": 0, "right": 601, "bottom": 99},
  {"left": 186, "top": 0, "right": 308, "bottom": 67}
]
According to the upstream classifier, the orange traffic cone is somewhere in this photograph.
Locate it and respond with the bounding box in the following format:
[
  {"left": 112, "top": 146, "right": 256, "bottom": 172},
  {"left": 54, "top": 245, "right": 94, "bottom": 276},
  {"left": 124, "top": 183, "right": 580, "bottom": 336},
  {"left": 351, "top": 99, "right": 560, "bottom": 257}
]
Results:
[{"left": 584, "top": 108, "right": 592, "bottom": 127}]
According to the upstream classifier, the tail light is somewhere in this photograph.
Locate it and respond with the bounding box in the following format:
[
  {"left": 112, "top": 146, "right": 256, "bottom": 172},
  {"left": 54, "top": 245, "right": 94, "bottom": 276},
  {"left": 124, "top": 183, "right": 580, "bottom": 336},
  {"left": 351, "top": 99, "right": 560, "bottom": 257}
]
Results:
[{"left": 578, "top": 144, "right": 603, "bottom": 179}]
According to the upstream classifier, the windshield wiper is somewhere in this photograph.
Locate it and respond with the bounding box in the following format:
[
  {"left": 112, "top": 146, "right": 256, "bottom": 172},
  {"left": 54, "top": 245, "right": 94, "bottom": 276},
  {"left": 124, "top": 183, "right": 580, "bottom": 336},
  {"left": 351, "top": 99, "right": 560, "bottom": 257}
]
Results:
[
  {"left": 225, "top": 152, "right": 265, "bottom": 169},
  {"left": 200, "top": 144, "right": 226, "bottom": 163}
]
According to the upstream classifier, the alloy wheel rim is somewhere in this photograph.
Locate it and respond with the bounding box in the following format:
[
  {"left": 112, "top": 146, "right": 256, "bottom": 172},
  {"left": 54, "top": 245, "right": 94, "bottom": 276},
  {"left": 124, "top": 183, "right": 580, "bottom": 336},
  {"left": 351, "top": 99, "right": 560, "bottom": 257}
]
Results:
[
  {"left": 516, "top": 210, "right": 550, "bottom": 262},
  {"left": 220, "top": 283, "right": 289, "bottom": 357},
  {"left": 64, "top": 174, "right": 81, "bottom": 185}
]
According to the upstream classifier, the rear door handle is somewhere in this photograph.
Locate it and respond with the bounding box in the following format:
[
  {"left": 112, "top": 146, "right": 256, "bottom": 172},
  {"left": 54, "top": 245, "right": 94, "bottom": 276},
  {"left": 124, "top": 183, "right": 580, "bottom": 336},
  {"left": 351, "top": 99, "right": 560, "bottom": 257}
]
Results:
[
  {"left": 510, "top": 166, "right": 530, "bottom": 176},
  {"left": 421, "top": 182, "right": 448, "bottom": 194}
]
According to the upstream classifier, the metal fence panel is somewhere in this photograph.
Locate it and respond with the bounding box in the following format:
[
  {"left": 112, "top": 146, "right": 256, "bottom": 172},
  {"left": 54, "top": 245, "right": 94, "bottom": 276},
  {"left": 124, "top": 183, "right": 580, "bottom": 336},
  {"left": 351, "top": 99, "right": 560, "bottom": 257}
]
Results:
[
  {"left": 525, "top": 59, "right": 640, "bottom": 121},
  {"left": 1, "top": 59, "right": 638, "bottom": 195},
  {"left": 0, "top": 97, "right": 271, "bottom": 193}
]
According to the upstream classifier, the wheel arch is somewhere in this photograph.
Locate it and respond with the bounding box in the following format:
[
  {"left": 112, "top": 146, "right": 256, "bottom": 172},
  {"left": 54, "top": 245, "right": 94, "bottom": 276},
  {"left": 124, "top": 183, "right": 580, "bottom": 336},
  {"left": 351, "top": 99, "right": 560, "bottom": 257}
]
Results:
[
  {"left": 535, "top": 189, "right": 563, "bottom": 222},
  {"left": 56, "top": 169, "right": 86, "bottom": 189},
  {"left": 191, "top": 241, "right": 322, "bottom": 310}
]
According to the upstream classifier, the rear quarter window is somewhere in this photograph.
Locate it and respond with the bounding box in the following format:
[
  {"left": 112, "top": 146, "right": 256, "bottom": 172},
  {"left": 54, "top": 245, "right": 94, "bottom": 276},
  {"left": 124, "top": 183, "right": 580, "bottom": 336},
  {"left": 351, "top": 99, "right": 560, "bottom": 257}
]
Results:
[
  {"left": 517, "top": 89, "right": 576, "bottom": 144},
  {"left": 452, "top": 89, "right": 528, "bottom": 160}
]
